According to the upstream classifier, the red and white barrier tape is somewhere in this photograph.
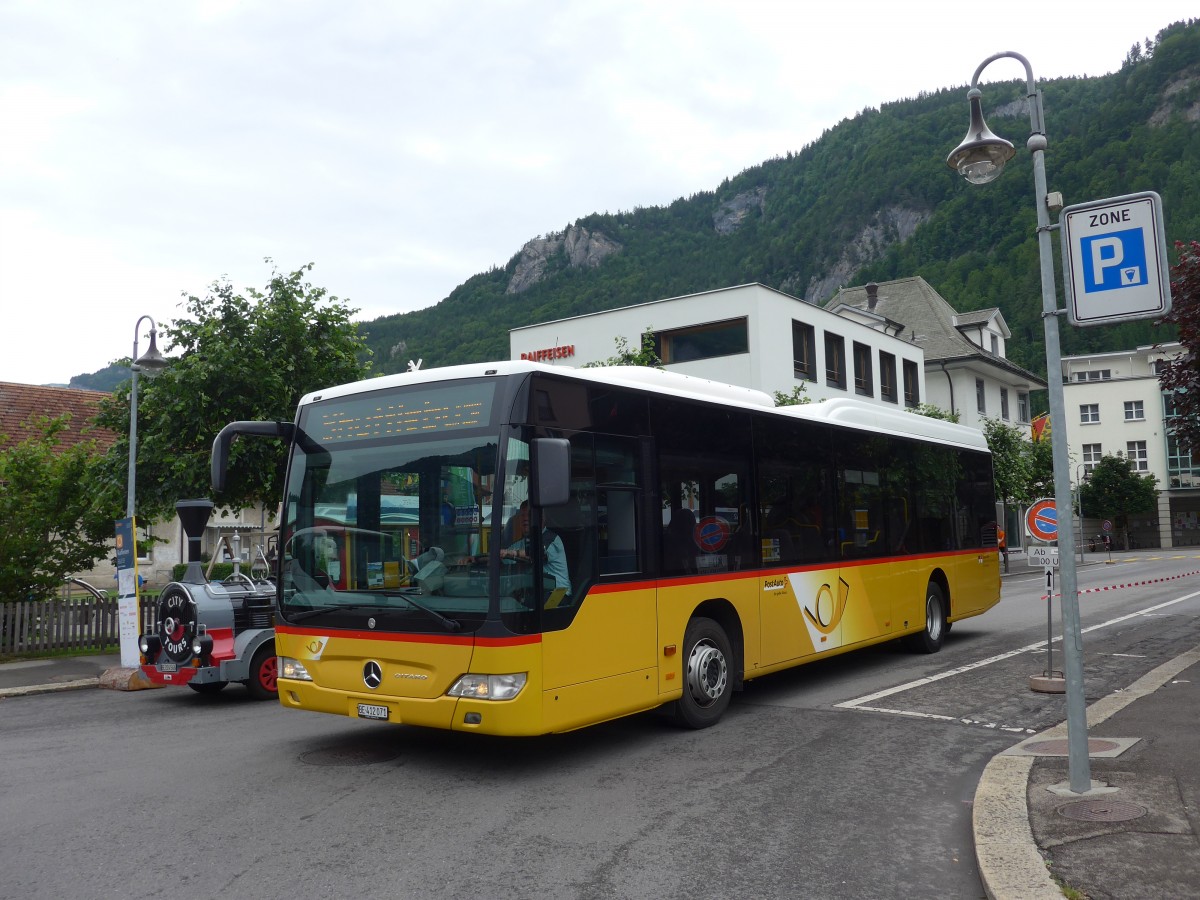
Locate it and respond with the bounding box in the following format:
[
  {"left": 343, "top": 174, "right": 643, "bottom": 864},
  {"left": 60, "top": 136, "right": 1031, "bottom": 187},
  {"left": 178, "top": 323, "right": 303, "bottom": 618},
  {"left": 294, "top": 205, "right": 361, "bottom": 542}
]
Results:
[{"left": 1040, "top": 568, "right": 1200, "bottom": 600}]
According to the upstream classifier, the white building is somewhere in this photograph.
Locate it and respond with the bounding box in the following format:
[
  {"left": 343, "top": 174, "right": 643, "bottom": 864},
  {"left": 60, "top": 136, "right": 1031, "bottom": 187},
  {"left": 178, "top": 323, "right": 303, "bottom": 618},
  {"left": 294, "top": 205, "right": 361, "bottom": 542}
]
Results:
[
  {"left": 826, "top": 278, "right": 1046, "bottom": 433},
  {"left": 510, "top": 283, "right": 928, "bottom": 407},
  {"left": 1061, "top": 342, "right": 1196, "bottom": 549}
]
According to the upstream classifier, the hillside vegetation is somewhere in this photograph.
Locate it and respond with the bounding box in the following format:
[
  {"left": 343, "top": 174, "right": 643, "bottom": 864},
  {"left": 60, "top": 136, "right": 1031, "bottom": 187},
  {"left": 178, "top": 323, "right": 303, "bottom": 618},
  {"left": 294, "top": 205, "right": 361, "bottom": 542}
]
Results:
[{"left": 359, "top": 20, "right": 1200, "bottom": 381}]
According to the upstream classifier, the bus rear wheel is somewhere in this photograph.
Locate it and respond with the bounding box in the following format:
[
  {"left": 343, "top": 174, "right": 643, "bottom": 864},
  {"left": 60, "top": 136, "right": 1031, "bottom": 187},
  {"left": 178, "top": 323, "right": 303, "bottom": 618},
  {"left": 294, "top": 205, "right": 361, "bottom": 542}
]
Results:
[
  {"left": 907, "top": 582, "right": 947, "bottom": 654},
  {"left": 673, "top": 617, "right": 733, "bottom": 729}
]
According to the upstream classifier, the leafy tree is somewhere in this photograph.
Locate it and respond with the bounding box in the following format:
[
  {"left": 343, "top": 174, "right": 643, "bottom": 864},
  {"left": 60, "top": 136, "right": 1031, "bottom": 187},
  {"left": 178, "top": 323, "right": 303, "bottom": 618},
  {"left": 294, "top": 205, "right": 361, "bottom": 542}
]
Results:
[
  {"left": 0, "top": 416, "right": 115, "bottom": 602},
  {"left": 1078, "top": 454, "right": 1158, "bottom": 550},
  {"left": 772, "top": 385, "right": 810, "bottom": 406},
  {"left": 582, "top": 330, "right": 663, "bottom": 368},
  {"left": 909, "top": 403, "right": 959, "bottom": 423},
  {"left": 982, "top": 419, "right": 1035, "bottom": 510},
  {"left": 91, "top": 263, "right": 370, "bottom": 522},
  {"left": 1159, "top": 240, "right": 1200, "bottom": 452}
]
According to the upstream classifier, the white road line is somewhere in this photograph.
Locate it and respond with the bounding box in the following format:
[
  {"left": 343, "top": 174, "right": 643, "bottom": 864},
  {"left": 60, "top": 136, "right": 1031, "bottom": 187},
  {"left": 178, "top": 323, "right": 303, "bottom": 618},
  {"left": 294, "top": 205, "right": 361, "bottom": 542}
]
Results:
[{"left": 836, "top": 588, "right": 1200, "bottom": 713}]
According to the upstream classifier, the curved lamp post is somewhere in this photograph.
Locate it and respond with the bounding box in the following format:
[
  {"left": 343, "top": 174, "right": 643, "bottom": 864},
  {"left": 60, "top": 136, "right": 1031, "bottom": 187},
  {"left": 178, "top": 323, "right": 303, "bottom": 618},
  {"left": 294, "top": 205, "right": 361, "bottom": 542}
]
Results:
[
  {"left": 947, "top": 53, "right": 1093, "bottom": 794},
  {"left": 126, "top": 316, "right": 168, "bottom": 520}
]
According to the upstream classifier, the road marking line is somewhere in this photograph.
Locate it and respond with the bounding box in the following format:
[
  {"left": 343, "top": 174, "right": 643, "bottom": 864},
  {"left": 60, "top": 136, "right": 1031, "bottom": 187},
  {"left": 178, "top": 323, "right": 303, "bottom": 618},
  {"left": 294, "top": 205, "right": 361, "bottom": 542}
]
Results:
[{"left": 836, "top": 589, "right": 1200, "bottom": 714}]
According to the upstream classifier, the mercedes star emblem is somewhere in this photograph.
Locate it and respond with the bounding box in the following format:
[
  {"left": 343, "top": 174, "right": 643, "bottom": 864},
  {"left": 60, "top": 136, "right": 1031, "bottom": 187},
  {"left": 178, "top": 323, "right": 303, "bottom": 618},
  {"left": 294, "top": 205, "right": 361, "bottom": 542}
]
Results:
[{"left": 363, "top": 661, "right": 382, "bottom": 689}]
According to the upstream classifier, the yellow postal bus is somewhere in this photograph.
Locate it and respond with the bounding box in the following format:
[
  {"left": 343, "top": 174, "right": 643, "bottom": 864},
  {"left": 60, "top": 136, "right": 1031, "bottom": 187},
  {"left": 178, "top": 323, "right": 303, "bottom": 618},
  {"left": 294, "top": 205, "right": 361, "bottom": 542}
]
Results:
[{"left": 213, "top": 361, "right": 1000, "bottom": 734}]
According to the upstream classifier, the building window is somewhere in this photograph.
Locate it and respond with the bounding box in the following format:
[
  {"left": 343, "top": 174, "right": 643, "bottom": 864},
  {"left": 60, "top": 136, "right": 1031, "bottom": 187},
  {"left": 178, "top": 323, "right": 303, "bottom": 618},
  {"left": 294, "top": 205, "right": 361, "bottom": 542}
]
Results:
[
  {"left": 903, "top": 360, "right": 919, "bottom": 407},
  {"left": 1080, "top": 404, "right": 1100, "bottom": 424},
  {"left": 825, "top": 333, "right": 846, "bottom": 389},
  {"left": 976, "top": 378, "right": 986, "bottom": 415},
  {"left": 792, "top": 321, "right": 816, "bottom": 381},
  {"left": 1000, "top": 388, "right": 1010, "bottom": 420},
  {"left": 1082, "top": 443, "right": 1103, "bottom": 474},
  {"left": 852, "top": 342, "right": 873, "bottom": 397},
  {"left": 1124, "top": 400, "right": 1144, "bottom": 421},
  {"left": 1167, "top": 433, "right": 1200, "bottom": 488},
  {"left": 1126, "top": 441, "right": 1149, "bottom": 472},
  {"left": 1018, "top": 392, "right": 1030, "bottom": 423},
  {"left": 879, "top": 352, "right": 897, "bottom": 403},
  {"left": 990, "top": 334, "right": 999, "bottom": 354},
  {"left": 653, "top": 317, "right": 748, "bottom": 364},
  {"left": 1074, "top": 369, "right": 1112, "bottom": 381}
]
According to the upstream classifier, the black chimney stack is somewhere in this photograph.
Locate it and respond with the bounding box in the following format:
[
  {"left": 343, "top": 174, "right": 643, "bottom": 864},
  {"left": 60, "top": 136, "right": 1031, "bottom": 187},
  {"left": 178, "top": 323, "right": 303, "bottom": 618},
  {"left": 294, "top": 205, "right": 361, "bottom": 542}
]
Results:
[{"left": 176, "top": 499, "right": 214, "bottom": 584}]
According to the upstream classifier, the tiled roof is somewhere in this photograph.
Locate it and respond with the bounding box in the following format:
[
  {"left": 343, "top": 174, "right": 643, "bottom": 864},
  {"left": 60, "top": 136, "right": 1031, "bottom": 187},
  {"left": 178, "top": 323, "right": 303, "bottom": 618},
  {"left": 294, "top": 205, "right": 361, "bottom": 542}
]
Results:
[
  {"left": 826, "top": 277, "right": 1046, "bottom": 387},
  {"left": 0, "top": 382, "right": 118, "bottom": 453}
]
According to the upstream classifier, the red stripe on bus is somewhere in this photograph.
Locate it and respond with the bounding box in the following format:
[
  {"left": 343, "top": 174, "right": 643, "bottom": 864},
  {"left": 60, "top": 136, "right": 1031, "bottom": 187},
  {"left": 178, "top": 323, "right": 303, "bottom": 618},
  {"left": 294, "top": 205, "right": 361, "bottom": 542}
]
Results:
[{"left": 587, "top": 548, "right": 991, "bottom": 593}]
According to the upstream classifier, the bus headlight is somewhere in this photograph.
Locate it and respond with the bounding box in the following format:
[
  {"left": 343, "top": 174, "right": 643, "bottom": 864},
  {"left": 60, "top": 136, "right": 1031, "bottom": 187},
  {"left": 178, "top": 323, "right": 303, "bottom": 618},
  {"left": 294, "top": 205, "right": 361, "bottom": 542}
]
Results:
[
  {"left": 279, "top": 657, "right": 314, "bottom": 681},
  {"left": 447, "top": 673, "right": 527, "bottom": 700}
]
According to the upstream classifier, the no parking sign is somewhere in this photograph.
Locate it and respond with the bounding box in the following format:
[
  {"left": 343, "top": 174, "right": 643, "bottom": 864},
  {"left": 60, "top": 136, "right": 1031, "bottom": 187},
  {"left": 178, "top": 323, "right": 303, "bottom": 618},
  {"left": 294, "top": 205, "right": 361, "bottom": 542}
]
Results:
[{"left": 1025, "top": 498, "right": 1058, "bottom": 543}]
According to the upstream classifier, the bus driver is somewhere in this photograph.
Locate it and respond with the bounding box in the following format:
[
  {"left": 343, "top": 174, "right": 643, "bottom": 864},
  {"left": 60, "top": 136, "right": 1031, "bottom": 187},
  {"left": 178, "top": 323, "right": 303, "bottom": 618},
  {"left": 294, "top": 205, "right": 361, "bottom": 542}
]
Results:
[{"left": 500, "top": 501, "right": 571, "bottom": 600}]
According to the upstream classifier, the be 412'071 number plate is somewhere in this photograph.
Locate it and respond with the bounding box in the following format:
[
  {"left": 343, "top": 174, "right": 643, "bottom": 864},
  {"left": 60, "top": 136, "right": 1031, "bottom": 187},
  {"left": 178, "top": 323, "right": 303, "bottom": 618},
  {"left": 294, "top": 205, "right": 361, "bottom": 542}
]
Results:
[{"left": 357, "top": 703, "right": 389, "bottom": 721}]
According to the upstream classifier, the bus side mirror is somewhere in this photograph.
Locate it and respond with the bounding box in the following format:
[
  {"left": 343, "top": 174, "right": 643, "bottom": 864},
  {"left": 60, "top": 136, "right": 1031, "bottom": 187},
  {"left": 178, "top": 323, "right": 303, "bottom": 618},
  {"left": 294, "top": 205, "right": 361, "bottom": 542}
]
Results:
[
  {"left": 211, "top": 420, "right": 295, "bottom": 492},
  {"left": 530, "top": 438, "right": 571, "bottom": 507}
]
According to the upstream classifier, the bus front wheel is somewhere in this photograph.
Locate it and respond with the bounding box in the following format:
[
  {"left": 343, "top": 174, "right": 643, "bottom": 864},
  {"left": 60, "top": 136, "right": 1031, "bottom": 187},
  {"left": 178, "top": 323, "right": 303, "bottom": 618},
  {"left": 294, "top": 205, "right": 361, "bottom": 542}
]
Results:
[
  {"left": 908, "top": 582, "right": 946, "bottom": 654},
  {"left": 674, "top": 617, "right": 733, "bottom": 729}
]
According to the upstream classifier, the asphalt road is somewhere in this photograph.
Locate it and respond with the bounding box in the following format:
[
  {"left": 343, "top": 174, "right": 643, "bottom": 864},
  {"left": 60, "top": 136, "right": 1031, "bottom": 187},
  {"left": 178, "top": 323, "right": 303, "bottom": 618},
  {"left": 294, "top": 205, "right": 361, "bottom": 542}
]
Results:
[{"left": 3, "top": 550, "right": 1199, "bottom": 900}]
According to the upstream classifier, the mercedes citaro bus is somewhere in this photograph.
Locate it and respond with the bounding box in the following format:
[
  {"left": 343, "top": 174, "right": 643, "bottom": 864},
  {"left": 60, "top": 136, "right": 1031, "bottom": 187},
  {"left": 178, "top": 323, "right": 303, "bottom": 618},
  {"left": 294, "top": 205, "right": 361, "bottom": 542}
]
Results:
[{"left": 212, "top": 361, "right": 1000, "bottom": 735}]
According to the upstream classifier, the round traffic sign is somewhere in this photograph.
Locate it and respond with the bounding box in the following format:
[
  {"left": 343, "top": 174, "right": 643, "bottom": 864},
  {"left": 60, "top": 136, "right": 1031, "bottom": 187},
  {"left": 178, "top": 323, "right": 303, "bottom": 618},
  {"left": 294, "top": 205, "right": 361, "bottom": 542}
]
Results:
[
  {"left": 1102, "top": 519, "right": 1113, "bottom": 533},
  {"left": 1026, "top": 498, "right": 1058, "bottom": 543}
]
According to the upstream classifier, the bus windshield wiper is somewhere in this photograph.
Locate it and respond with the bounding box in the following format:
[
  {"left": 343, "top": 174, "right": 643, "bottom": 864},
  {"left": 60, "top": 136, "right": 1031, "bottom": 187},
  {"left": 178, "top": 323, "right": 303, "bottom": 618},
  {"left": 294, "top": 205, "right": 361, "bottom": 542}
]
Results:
[
  {"left": 393, "top": 590, "right": 462, "bottom": 632},
  {"left": 287, "top": 602, "right": 378, "bottom": 623}
]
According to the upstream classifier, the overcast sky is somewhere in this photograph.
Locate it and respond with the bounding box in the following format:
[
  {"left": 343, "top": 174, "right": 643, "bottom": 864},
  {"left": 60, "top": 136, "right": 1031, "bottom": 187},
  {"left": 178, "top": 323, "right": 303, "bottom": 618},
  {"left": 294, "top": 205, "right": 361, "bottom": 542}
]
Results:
[{"left": 2, "top": 1, "right": 1194, "bottom": 386}]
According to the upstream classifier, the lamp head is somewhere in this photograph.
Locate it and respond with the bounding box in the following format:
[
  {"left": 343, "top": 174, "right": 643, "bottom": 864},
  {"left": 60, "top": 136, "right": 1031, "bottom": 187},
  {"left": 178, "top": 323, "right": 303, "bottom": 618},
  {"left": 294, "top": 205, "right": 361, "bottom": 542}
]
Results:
[
  {"left": 946, "top": 88, "right": 1016, "bottom": 185},
  {"left": 134, "top": 326, "right": 168, "bottom": 378}
]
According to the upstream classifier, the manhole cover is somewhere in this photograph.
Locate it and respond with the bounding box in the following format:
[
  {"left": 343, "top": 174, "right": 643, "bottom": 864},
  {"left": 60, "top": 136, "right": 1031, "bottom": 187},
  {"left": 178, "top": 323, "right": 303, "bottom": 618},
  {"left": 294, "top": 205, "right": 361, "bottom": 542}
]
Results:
[
  {"left": 300, "top": 746, "right": 399, "bottom": 767},
  {"left": 1023, "top": 738, "right": 1121, "bottom": 755},
  {"left": 1057, "top": 799, "right": 1148, "bottom": 822}
]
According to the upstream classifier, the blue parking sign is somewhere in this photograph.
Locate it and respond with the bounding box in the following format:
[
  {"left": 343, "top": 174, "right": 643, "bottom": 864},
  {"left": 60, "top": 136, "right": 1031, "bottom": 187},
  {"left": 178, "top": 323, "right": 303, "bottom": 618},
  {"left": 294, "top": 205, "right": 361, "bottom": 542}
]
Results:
[
  {"left": 1062, "top": 192, "right": 1171, "bottom": 327},
  {"left": 1080, "top": 228, "right": 1148, "bottom": 293}
]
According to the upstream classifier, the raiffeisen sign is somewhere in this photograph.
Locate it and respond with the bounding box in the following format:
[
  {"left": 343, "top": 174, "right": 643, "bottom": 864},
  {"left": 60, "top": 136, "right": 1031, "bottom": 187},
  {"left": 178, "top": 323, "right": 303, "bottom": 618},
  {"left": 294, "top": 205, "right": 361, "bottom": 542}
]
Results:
[{"left": 520, "top": 345, "right": 576, "bottom": 362}]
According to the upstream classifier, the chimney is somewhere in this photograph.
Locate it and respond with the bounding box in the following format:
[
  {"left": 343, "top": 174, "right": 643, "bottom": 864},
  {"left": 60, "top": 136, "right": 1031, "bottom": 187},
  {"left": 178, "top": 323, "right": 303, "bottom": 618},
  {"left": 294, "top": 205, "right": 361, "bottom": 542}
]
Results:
[
  {"left": 176, "top": 499, "right": 214, "bottom": 584},
  {"left": 866, "top": 282, "right": 879, "bottom": 310}
]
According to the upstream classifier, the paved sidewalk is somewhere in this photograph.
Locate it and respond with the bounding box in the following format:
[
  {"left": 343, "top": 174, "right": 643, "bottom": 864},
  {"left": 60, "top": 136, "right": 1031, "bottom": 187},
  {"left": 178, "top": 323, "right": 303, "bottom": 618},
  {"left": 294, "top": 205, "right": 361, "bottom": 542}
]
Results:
[
  {"left": 974, "top": 643, "right": 1200, "bottom": 899},
  {"left": 0, "top": 653, "right": 125, "bottom": 697}
]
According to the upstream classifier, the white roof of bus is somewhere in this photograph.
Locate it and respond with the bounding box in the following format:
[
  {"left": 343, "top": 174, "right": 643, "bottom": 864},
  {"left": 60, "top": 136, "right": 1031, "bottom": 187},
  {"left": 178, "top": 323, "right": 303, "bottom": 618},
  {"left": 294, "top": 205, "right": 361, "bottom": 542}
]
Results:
[{"left": 298, "top": 360, "right": 988, "bottom": 453}]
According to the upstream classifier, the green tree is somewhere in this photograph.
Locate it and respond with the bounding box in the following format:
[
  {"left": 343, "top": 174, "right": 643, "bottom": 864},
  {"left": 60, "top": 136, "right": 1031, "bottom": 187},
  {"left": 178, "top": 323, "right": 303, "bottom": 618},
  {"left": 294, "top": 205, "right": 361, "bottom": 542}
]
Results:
[
  {"left": 1078, "top": 454, "right": 1158, "bottom": 550},
  {"left": 909, "top": 403, "right": 959, "bottom": 423},
  {"left": 0, "top": 416, "right": 115, "bottom": 602},
  {"left": 983, "top": 419, "right": 1036, "bottom": 509},
  {"left": 772, "top": 385, "right": 810, "bottom": 406},
  {"left": 92, "top": 262, "right": 370, "bottom": 522},
  {"left": 582, "top": 330, "right": 663, "bottom": 368}
]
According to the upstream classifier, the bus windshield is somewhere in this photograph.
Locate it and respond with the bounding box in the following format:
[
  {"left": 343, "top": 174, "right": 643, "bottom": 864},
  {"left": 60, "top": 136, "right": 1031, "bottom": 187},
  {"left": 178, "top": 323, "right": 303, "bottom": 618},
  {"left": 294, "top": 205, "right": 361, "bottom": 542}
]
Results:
[{"left": 278, "top": 380, "right": 535, "bottom": 633}]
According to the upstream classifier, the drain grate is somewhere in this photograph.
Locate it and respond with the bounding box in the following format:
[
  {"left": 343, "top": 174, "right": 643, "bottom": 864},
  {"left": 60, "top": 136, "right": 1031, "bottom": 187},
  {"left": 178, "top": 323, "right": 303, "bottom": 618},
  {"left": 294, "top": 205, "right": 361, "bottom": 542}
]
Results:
[
  {"left": 1023, "top": 738, "right": 1121, "bottom": 756},
  {"left": 1057, "top": 799, "right": 1148, "bottom": 823},
  {"left": 300, "top": 746, "right": 399, "bottom": 767}
]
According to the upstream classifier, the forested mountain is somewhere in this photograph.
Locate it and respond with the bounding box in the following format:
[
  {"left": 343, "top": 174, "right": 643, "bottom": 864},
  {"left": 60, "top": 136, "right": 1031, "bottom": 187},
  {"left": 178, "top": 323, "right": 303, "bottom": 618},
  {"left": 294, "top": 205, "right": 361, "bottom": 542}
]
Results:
[{"left": 361, "top": 20, "right": 1200, "bottom": 382}]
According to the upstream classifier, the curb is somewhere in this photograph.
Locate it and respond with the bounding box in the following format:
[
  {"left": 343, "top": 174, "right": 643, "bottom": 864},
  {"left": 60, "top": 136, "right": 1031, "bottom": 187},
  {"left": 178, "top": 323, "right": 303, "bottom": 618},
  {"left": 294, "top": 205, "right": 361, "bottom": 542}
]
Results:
[
  {"left": 0, "top": 678, "right": 100, "bottom": 699},
  {"left": 973, "top": 642, "right": 1200, "bottom": 900}
]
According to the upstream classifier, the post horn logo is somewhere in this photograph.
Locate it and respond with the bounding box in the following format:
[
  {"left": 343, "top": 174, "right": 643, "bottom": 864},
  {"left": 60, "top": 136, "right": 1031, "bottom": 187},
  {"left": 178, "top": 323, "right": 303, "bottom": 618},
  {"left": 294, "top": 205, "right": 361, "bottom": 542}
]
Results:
[{"left": 804, "top": 577, "right": 850, "bottom": 636}]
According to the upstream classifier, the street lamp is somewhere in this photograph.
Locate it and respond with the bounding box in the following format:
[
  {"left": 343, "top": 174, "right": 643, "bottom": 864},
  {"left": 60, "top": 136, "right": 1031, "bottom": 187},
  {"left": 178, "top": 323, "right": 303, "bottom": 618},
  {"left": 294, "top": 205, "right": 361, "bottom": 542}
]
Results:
[
  {"left": 948, "top": 52, "right": 1095, "bottom": 795},
  {"left": 126, "top": 316, "right": 168, "bottom": 520}
]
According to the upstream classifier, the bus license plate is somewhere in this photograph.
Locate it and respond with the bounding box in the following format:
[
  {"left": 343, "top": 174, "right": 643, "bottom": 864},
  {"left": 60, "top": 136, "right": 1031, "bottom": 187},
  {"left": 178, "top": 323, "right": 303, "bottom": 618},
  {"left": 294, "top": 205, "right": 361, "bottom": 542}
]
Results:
[{"left": 357, "top": 703, "right": 389, "bottom": 721}]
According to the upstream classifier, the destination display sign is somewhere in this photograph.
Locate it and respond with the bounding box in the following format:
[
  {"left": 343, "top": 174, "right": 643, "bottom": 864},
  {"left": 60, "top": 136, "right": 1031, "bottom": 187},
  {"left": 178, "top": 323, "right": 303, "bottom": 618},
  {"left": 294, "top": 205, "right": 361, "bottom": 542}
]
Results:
[{"left": 307, "top": 382, "right": 497, "bottom": 443}]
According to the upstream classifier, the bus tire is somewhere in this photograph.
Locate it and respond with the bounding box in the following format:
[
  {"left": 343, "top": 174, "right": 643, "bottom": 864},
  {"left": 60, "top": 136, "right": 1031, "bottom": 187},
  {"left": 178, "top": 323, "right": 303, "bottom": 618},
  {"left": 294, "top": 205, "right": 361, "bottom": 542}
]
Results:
[
  {"left": 674, "top": 616, "right": 733, "bottom": 729},
  {"left": 188, "top": 680, "right": 228, "bottom": 694},
  {"left": 245, "top": 642, "right": 278, "bottom": 701},
  {"left": 908, "top": 582, "right": 946, "bottom": 654}
]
